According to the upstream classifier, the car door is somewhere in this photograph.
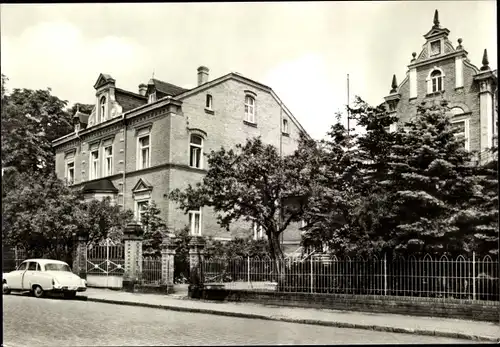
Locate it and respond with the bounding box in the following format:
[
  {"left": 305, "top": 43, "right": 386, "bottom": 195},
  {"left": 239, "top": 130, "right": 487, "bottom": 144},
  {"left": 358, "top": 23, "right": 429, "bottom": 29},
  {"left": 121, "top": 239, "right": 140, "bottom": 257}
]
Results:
[
  {"left": 9, "top": 262, "right": 28, "bottom": 290},
  {"left": 22, "top": 261, "right": 38, "bottom": 291}
]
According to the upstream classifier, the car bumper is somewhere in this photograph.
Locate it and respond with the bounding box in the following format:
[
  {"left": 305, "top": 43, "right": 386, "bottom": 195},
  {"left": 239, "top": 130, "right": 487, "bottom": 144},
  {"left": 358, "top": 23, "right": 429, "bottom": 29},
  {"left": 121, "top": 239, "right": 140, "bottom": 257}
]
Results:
[{"left": 52, "top": 286, "right": 87, "bottom": 292}]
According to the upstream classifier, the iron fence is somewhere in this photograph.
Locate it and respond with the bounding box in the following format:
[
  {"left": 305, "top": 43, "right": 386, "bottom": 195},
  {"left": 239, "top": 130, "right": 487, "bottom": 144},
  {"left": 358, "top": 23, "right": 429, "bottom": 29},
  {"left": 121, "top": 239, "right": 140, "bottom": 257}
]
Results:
[
  {"left": 203, "top": 253, "right": 499, "bottom": 303},
  {"left": 2, "top": 246, "right": 26, "bottom": 272},
  {"left": 140, "top": 256, "right": 163, "bottom": 285}
]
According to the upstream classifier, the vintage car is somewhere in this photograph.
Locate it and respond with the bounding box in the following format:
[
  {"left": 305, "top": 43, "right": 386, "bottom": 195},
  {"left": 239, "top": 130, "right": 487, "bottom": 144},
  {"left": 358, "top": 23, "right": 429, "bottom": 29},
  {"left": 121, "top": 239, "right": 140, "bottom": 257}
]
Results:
[{"left": 2, "top": 259, "right": 87, "bottom": 298}]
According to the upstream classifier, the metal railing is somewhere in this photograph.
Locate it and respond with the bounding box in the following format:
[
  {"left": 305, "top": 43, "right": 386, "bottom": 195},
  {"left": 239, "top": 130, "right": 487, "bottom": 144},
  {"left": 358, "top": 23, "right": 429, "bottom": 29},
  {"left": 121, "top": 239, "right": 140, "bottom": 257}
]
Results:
[
  {"left": 203, "top": 253, "right": 499, "bottom": 303},
  {"left": 86, "top": 240, "right": 125, "bottom": 276},
  {"left": 140, "top": 256, "right": 163, "bottom": 285}
]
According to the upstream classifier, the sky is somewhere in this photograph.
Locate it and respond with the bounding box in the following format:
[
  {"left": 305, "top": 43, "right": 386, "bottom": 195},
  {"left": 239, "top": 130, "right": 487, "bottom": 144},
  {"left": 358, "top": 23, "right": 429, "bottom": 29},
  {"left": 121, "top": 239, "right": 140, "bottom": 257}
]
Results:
[{"left": 1, "top": 2, "right": 497, "bottom": 140}]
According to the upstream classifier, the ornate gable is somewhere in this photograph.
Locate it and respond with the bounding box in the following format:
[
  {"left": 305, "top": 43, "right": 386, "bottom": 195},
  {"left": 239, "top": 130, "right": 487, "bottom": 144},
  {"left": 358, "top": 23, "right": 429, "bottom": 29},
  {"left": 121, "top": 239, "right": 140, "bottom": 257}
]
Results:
[
  {"left": 93, "top": 73, "right": 116, "bottom": 90},
  {"left": 132, "top": 178, "right": 153, "bottom": 193}
]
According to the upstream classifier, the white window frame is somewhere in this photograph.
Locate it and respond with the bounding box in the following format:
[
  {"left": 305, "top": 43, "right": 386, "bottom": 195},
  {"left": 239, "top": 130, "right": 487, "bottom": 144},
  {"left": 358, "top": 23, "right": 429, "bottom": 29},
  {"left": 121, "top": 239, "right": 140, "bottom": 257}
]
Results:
[
  {"left": 426, "top": 67, "right": 445, "bottom": 94},
  {"left": 66, "top": 160, "right": 75, "bottom": 185},
  {"left": 451, "top": 118, "right": 470, "bottom": 151},
  {"left": 148, "top": 92, "right": 157, "bottom": 104},
  {"left": 135, "top": 199, "right": 150, "bottom": 224},
  {"left": 103, "top": 144, "right": 113, "bottom": 177},
  {"left": 99, "top": 96, "right": 106, "bottom": 122},
  {"left": 206, "top": 94, "right": 213, "bottom": 110},
  {"left": 189, "top": 209, "right": 202, "bottom": 236},
  {"left": 282, "top": 119, "right": 289, "bottom": 134},
  {"left": 137, "top": 134, "right": 151, "bottom": 170},
  {"left": 244, "top": 95, "right": 256, "bottom": 123},
  {"left": 89, "top": 148, "right": 100, "bottom": 180},
  {"left": 189, "top": 134, "right": 203, "bottom": 169}
]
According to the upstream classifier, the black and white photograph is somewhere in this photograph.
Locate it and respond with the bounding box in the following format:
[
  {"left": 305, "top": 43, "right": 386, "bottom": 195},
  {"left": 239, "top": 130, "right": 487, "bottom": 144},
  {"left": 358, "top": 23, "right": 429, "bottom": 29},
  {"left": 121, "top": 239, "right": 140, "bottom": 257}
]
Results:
[{"left": 1, "top": 1, "right": 498, "bottom": 346}]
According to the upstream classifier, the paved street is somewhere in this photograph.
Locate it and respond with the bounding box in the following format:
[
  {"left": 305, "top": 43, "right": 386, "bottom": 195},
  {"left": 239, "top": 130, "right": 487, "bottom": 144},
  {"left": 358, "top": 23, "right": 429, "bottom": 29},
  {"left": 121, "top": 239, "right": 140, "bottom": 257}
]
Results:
[{"left": 3, "top": 294, "right": 472, "bottom": 346}]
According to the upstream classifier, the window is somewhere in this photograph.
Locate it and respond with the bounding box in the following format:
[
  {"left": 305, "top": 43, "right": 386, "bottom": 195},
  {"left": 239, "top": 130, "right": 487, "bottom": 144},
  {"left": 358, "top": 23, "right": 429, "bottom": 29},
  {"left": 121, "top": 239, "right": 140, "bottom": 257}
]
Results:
[
  {"left": 138, "top": 135, "right": 150, "bottom": 169},
  {"left": 282, "top": 119, "right": 289, "bottom": 134},
  {"left": 148, "top": 92, "right": 157, "bottom": 104},
  {"left": 136, "top": 200, "right": 149, "bottom": 223},
  {"left": 66, "top": 161, "right": 75, "bottom": 184},
  {"left": 17, "top": 262, "right": 28, "bottom": 271},
  {"left": 430, "top": 40, "right": 441, "bottom": 56},
  {"left": 431, "top": 70, "right": 443, "bottom": 93},
  {"left": 104, "top": 145, "right": 113, "bottom": 176},
  {"left": 244, "top": 95, "right": 255, "bottom": 123},
  {"left": 27, "top": 262, "right": 37, "bottom": 271},
  {"left": 99, "top": 96, "right": 106, "bottom": 122},
  {"left": 206, "top": 94, "right": 213, "bottom": 110},
  {"left": 452, "top": 119, "right": 469, "bottom": 151},
  {"left": 189, "top": 209, "right": 202, "bottom": 236},
  {"left": 189, "top": 134, "right": 203, "bottom": 169},
  {"left": 90, "top": 149, "right": 99, "bottom": 180},
  {"left": 253, "top": 222, "right": 264, "bottom": 240}
]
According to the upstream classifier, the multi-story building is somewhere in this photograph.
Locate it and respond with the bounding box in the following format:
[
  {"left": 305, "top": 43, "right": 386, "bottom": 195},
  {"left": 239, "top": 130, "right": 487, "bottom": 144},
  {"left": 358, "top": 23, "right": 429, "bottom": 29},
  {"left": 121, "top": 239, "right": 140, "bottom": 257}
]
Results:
[
  {"left": 383, "top": 10, "right": 497, "bottom": 162},
  {"left": 52, "top": 67, "right": 307, "bottom": 252}
]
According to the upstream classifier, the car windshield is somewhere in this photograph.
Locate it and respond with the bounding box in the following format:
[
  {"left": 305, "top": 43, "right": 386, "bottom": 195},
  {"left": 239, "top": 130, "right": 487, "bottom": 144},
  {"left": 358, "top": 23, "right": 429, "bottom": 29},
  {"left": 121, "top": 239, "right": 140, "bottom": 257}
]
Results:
[{"left": 44, "top": 263, "right": 71, "bottom": 272}]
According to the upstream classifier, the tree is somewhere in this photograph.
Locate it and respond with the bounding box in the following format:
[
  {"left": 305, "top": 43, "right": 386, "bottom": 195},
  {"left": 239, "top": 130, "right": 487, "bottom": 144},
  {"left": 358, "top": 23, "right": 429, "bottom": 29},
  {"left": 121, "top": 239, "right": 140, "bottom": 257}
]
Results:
[
  {"left": 2, "top": 172, "right": 85, "bottom": 263},
  {"left": 80, "top": 197, "right": 134, "bottom": 245},
  {"left": 1, "top": 76, "right": 73, "bottom": 175},
  {"left": 169, "top": 137, "right": 316, "bottom": 275},
  {"left": 140, "top": 201, "right": 168, "bottom": 256}
]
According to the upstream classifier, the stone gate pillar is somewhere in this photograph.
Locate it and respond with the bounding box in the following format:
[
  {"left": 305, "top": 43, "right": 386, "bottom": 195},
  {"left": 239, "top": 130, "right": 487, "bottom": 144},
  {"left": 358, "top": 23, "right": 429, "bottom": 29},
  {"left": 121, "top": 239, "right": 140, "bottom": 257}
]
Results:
[
  {"left": 123, "top": 222, "right": 143, "bottom": 292},
  {"left": 73, "top": 234, "right": 88, "bottom": 280},
  {"left": 188, "top": 236, "right": 205, "bottom": 299},
  {"left": 161, "top": 233, "right": 176, "bottom": 294}
]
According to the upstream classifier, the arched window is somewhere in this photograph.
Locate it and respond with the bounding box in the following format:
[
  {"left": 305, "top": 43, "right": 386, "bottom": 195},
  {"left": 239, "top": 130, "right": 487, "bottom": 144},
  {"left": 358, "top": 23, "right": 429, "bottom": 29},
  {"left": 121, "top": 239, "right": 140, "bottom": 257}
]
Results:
[
  {"left": 189, "top": 134, "right": 203, "bottom": 169},
  {"left": 431, "top": 70, "right": 443, "bottom": 93},
  {"left": 99, "top": 96, "right": 107, "bottom": 122},
  {"left": 244, "top": 95, "right": 255, "bottom": 123}
]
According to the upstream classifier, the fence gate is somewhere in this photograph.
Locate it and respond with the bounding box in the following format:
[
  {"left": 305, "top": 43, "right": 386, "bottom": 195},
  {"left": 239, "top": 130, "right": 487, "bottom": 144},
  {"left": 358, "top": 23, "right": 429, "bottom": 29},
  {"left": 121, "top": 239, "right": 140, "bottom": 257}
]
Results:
[{"left": 86, "top": 238, "right": 125, "bottom": 288}]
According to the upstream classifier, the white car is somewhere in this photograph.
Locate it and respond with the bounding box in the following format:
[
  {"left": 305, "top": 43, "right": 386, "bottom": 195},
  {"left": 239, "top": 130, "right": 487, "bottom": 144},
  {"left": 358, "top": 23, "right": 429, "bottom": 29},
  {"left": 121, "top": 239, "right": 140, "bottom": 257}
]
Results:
[{"left": 2, "top": 259, "right": 87, "bottom": 299}]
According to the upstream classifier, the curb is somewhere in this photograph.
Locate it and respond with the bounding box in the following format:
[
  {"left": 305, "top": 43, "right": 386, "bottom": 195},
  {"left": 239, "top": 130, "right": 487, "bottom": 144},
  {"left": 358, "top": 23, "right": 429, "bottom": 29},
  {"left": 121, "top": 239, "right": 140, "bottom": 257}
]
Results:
[{"left": 85, "top": 297, "right": 499, "bottom": 342}]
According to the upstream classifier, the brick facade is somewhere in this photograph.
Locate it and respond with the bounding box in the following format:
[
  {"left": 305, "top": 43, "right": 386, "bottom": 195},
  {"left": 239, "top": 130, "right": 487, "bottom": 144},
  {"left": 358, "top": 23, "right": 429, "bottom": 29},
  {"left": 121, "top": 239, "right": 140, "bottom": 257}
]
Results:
[
  {"left": 52, "top": 69, "right": 307, "bottom": 252},
  {"left": 383, "top": 11, "right": 497, "bottom": 161}
]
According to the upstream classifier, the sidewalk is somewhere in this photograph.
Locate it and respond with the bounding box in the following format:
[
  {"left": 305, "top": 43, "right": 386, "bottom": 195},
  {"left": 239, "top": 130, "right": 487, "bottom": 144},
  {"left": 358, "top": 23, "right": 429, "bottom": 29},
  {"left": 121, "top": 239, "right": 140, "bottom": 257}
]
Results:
[{"left": 82, "top": 288, "right": 500, "bottom": 342}]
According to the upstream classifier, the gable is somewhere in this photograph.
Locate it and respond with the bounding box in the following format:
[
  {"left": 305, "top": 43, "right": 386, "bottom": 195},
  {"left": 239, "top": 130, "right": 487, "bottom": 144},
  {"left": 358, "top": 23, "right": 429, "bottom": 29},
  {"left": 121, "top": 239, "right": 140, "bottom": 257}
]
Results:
[
  {"left": 93, "top": 73, "right": 115, "bottom": 90},
  {"left": 132, "top": 178, "right": 153, "bottom": 193}
]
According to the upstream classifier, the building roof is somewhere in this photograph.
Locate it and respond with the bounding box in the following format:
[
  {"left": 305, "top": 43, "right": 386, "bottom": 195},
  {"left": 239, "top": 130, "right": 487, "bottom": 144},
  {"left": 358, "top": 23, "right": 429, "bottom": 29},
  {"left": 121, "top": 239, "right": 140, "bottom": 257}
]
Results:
[
  {"left": 73, "top": 110, "right": 90, "bottom": 124},
  {"left": 150, "top": 78, "right": 189, "bottom": 96},
  {"left": 81, "top": 179, "right": 118, "bottom": 193}
]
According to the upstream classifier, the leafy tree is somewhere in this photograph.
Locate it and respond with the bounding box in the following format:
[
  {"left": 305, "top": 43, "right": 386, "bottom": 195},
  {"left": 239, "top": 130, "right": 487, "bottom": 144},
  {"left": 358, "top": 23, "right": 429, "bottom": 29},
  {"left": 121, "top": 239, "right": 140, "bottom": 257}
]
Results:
[
  {"left": 80, "top": 197, "right": 134, "bottom": 245},
  {"left": 2, "top": 172, "right": 85, "bottom": 263},
  {"left": 140, "top": 201, "right": 168, "bottom": 256},
  {"left": 1, "top": 76, "right": 73, "bottom": 175},
  {"left": 169, "top": 137, "right": 316, "bottom": 275}
]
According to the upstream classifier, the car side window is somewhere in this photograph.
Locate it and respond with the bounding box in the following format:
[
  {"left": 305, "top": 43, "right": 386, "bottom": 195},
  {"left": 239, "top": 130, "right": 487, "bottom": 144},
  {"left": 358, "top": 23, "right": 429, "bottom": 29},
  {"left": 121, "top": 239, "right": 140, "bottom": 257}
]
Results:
[
  {"left": 35, "top": 263, "right": 41, "bottom": 271},
  {"left": 27, "top": 262, "right": 37, "bottom": 271},
  {"left": 17, "top": 262, "right": 28, "bottom": 271}
]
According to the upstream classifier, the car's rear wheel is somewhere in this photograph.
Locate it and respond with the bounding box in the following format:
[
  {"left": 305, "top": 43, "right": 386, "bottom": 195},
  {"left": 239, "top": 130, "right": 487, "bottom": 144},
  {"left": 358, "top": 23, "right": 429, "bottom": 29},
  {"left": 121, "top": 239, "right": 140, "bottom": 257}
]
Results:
[
  {"left": 3, "top": 281, "right": 10, "bottom": 295},
  {"left": 32, "top": 285, "right": 44, "bottom": 298},
  {"left": 63, "top": 291, "right": 76, "bottom": 299}
]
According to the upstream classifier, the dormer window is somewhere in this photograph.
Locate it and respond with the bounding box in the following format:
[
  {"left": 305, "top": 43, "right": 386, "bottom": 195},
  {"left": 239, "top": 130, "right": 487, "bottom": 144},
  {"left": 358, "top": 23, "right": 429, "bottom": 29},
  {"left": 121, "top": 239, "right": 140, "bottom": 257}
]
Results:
[
  {"left": 431, "top": 70, "right": 443, "bottom": 92},
  {"left": 99, "top": 96, "right": 106, "bottom": 122},
  {"left": 430, "top": 40, "right": 441, "bottom": 56},
  {"left": 148, "top": 92, "right": 157, "bottom": 103}
]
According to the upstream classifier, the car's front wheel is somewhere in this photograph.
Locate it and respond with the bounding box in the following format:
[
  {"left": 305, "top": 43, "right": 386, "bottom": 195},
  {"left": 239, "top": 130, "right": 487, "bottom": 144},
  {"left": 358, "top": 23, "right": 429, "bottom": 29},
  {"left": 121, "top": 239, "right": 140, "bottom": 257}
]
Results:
[
  {"left": 32, "top": 285, "right": 44, "bottom": 298},
  {"left": 3, "top": 281, "right": 10, "bottom": 295},
  {"left": 63, "top": 291, "right": 76, "bottom": 299}
]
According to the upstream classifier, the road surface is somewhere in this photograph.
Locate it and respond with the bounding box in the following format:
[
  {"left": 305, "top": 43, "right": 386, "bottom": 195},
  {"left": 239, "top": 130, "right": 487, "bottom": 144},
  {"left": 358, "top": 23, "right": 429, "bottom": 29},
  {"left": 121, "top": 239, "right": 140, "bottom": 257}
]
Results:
[{"left": 3, "top": 293, "right": 472, "bottom": 346}]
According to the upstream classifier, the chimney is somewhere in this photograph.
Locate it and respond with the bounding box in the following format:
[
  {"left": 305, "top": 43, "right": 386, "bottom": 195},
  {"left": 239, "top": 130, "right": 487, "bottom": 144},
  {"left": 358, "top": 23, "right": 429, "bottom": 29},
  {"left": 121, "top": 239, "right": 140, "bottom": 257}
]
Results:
[
  {"left": 197, "top": 66, "right": 209, "bottom": 86},
  {"left": 138, "top": 83, "right": 147, "bottom": 96}
]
